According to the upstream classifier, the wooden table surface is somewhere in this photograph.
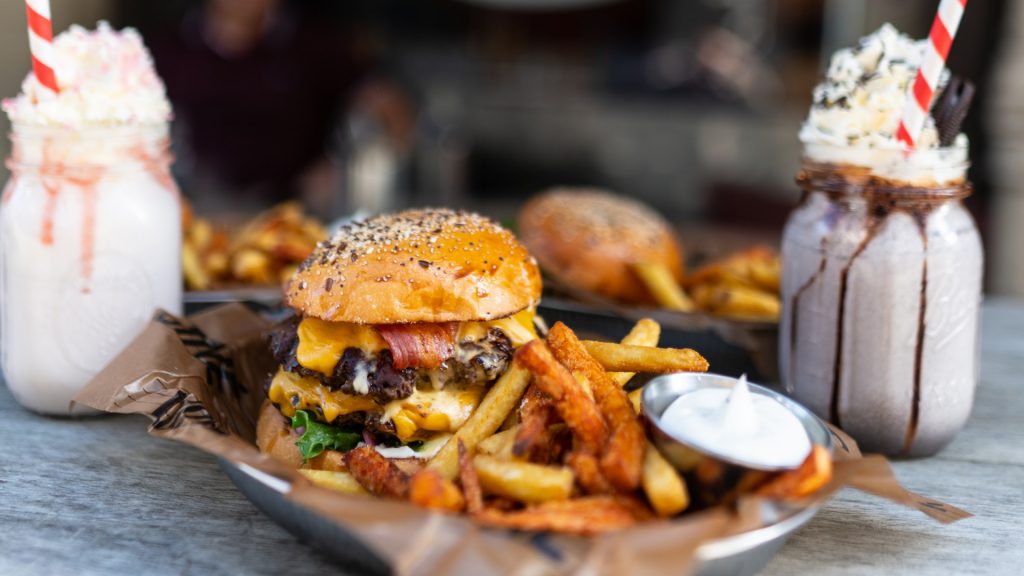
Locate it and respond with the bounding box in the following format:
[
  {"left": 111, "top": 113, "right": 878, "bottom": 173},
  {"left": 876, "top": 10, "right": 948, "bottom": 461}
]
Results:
[{"left": 1, "top": 300, "right": 1022, "bottom": 575}]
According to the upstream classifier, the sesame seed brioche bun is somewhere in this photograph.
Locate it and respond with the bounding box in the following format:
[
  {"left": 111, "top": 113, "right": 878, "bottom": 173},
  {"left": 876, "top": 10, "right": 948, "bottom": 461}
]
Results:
[
  {"left": 518, "top": 188, "right": 684, "bottom": 303},
  {"left": 284, "top": 208, "right": 542, "bottom": 324}
]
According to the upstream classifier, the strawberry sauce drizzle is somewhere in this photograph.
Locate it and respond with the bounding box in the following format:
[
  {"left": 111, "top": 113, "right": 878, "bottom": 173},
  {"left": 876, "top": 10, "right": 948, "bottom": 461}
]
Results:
[{"left": 39, "top": 181, "right": 60, "bottom": 246}]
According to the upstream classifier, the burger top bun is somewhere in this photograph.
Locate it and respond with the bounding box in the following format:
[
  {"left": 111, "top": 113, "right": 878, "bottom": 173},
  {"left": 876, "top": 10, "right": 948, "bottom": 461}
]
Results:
[
  {"left": 518, "top": 188, "right": 684, "bottom": 303},
  {"left": 285, "top": 208, "right": 542, "bottom": 324}
]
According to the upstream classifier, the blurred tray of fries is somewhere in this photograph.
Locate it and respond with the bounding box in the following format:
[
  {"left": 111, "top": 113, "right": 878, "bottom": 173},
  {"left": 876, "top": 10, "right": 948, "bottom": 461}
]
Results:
[
  {"left": 537, "top": 232, "right": 783, "bottom": 381},
  {"left": 182, "top": 201, "right": 328, "bottom": 292}
]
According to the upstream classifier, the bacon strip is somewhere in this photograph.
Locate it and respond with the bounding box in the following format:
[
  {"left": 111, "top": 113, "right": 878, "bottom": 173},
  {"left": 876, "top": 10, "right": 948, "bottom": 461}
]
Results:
[{"left": 375, "top": 322, "right": 457, "bottom": 369}]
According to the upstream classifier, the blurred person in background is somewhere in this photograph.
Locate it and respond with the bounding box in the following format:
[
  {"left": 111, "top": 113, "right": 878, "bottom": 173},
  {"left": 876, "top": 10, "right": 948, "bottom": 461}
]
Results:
[{"left": 148, "top": 0, "right": 415, "bottom": 217}]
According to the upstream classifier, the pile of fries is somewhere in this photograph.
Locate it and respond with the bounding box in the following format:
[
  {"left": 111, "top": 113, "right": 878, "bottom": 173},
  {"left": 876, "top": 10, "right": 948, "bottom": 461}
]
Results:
[
  {"left": 183, "top": 202, "right": 327, "bottom": 290},
  {"left": 299, "top": 319, "right": 831, "bottom": 535},
  {"left": 631, "top": 246, "right": 782, "bottom": 321}
]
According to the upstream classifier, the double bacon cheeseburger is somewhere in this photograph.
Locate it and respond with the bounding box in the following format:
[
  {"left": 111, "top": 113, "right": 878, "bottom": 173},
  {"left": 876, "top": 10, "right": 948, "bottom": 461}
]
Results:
[{"left": 258, "top": 208, "right": 542, "bottom": 468}]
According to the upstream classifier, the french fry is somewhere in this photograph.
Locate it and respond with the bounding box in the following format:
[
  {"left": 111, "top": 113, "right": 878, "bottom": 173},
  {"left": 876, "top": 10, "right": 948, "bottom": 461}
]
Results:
[
  {"left": 609, "top": 322, "right": 691, "bottom": 516},
  {"left": 632, "top": 262, "right": 696, "bottom": 312},
  {"left": 428, "top": 365, "right": 532, "bottom": 480},
  {"left": 514, "top": 340, "right": 607, "bottom": 455},
  {"left": 476, "top": 426, "right": 518, "bottom": 459},
  {"left": 547, "top": 323, "right": 645, "bottom": 492},
  {"left": 688, "top": 246, "right": 776, "bottom": 288},
  {"left": 298, "top": 470, "right": 367, "bottom": 495},
  {"left": 474, "top": 496, "right": 652, "bottom": 536},
  {"left": 608, "top": 318, "right": 661, "bottom": 387},
  {"left": 182, "top": 243, "right": 211, "bottom": 291},
  {"left": 748, "top": 256, "right": 781, "bottom": 293},
  {"left": 756, "top": 445, "right": 833, "bottom": 499},
  {"left": 231, "top": 248, "right": 274, "bottom": 285},
  {"left": 346, "top": 446, "right": 410, "bottom": 498},
  {"left": 307, "top": 448, "right": 349, "bottom": 472},
  {"left": 642, "top": 444, "right": 689, "bottom": 517},
  {"left": 458, "top": 441, "right": 484, "bottom": 515},
  {"left": 473, "top": 455, "right": 574, "bottom": 504},
  {"left": 581, "top": 341, "right": 709, "bottom": 373},
  {"left": 409, "top": 469, "right": 465, "bottom": 512},
  {"left": 691, "top": 284, "right": 780, "bottom": 321}
]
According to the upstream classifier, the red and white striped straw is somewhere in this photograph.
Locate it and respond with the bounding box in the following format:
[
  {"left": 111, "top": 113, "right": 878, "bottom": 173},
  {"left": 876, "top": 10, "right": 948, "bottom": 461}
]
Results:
[
  {"left": 24, "top": 0, "right": 58, "bottom": 94},
  {"left": 895, "top": 0, "right": 968, "bottom": 149}
]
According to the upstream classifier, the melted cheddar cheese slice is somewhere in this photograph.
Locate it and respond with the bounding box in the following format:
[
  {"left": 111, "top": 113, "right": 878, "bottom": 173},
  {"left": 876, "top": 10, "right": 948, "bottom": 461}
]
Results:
[
  {"left": 267, "top": 368, "right": 486, "bottom": 441},
  {"left": 383, "top": 385, "right": 485, "bottom": 441},
  {"left": 268, "top": 368, "right": 379, "bottom": 422},
  {"left": 295, "top": 308, "right": 537, "bottom": 376},
  {"left": 296, "top": 318, "right": 387, "bottom": 375}
]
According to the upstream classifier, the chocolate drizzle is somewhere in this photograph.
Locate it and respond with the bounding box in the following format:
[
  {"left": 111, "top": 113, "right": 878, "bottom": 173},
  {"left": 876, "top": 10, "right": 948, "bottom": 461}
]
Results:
[
  {"left": 788, "top": 251, "right": 826, "bottom": 389},
  {"left": 794, "top": 167, "right": 970, "bottom": 440},
  {"left": 829, "top": 217, "right": 883, "bottom": 428},
  {"left": 904, "top": 242, "right": 928, "bottom": 456}
]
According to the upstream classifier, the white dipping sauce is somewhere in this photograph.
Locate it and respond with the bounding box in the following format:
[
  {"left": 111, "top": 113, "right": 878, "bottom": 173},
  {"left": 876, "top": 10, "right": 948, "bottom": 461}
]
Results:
[{"left": 660, "top": 376, "right": 811, "bottom": 469}]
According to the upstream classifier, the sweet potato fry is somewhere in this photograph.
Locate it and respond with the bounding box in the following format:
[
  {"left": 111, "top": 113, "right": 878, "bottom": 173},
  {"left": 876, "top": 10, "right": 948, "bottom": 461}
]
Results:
[
  {"left": 409, "top": 469, "right": 465, "bottom": 512},
  {"left": 608, "top": 318, "right": 661, "bottom": 387},
  {"left": 564, "top": 451, "right": 614, "bottom": 495},
  {"left": 474, "top": 495, "right": 652, "bottom": 536},
  {"left": 514, "top": 340, "right": 607, "bottom": 455},
  {"left": 581, "top": 341, "right": 709, "bottom": 373},
  {"left": 512, "top": 403, "right": 559, "bottom": 461},
  {"left": 458, "top": 441, "right": 483, "bottom": 515},
  {"left": 428, "top": 365, "right": 532, "bottom": 480},
  {"left": 346, "top": 446, "right": 410, "bottom": 498},
  {"left": 756, "top": 445, "right": 833, "bottom": 499},
  {"left": 547, "top": 323, "right": 645, "bottom": 492},
  {"left": 517, "top": 383, "right": 552, "bottom": 421}
]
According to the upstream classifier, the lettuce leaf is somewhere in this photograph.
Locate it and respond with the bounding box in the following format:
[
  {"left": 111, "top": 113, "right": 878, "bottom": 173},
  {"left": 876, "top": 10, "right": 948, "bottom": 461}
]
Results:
[{"left": 291, "top": 410, "right": 361, "bottom": 461}]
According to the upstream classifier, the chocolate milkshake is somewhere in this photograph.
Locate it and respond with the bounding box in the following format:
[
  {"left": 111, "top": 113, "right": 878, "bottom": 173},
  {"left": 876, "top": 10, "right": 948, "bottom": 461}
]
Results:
[{"left": 779, "top": 25, "right": 982, "bottom": 457}]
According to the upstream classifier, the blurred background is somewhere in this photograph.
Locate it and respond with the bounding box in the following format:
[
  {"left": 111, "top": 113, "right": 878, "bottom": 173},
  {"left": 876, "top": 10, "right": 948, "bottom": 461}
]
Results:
[{"left": 1, "top": 0, "right": 1021, "bottom": 293}]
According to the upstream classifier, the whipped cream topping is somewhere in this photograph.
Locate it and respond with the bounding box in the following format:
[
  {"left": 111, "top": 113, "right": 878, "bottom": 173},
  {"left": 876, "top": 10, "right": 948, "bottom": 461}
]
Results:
[
  {"left": 660, "top": 375, "right": 812, "bottom": 469},
  {"left": 799, "top": 24, "right": 969, "bottom": 184},
  {"left": 2, "top": 22, "right": 171, "bottom": 128}
]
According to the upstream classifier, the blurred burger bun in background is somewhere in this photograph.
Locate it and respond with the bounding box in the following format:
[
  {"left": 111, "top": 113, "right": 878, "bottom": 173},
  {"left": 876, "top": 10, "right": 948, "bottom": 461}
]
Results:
[{"left": 518, "top": 188, "right": 684, "bottom": 304}]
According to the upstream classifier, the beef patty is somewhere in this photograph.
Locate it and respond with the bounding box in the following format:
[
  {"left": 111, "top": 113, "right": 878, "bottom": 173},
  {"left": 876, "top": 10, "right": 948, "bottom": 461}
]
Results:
[{"left": 269, "top": 316, "right": 514, "bottom": 405}]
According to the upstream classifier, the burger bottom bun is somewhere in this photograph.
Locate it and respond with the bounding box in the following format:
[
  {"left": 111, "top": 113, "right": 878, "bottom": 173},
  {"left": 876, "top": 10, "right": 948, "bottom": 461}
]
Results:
[
  {"left": 255, "top": 400, "right": 426, "bottom": 474},
  {"left": 256, "top": 400, "right": 348, "bottom": 472}
]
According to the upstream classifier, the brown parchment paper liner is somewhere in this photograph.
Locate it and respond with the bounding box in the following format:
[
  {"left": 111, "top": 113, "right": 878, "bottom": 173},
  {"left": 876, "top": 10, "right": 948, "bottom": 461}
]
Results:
[{"left": 74, "top": 304, "right": 971, "bottom": 576}]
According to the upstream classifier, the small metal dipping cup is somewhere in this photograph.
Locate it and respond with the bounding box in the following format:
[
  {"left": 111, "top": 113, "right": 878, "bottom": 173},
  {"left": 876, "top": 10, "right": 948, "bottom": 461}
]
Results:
[{"left": 642, "top": 373, "right": 833, "bottom": 506}]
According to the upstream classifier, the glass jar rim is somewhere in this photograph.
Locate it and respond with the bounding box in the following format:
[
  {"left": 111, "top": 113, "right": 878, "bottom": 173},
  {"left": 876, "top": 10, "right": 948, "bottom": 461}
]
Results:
[
  {"left": 797, "top": 159, "right": 972, "bottom": 200},
  {"left": 6, "top": 123, "right": 172, "bottom": 175},
  {"left": 9, "top": 122, "right": 169, "bottom": 141}
]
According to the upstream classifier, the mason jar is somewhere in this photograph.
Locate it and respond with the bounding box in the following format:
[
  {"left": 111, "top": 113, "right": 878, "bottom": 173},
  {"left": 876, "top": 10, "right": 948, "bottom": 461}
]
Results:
[
  {"left": 779, "top": 144, "right": 982, "bottom": 457},
  {"left": 1, "top": 124, "right": 182, "bottom": 415}
]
